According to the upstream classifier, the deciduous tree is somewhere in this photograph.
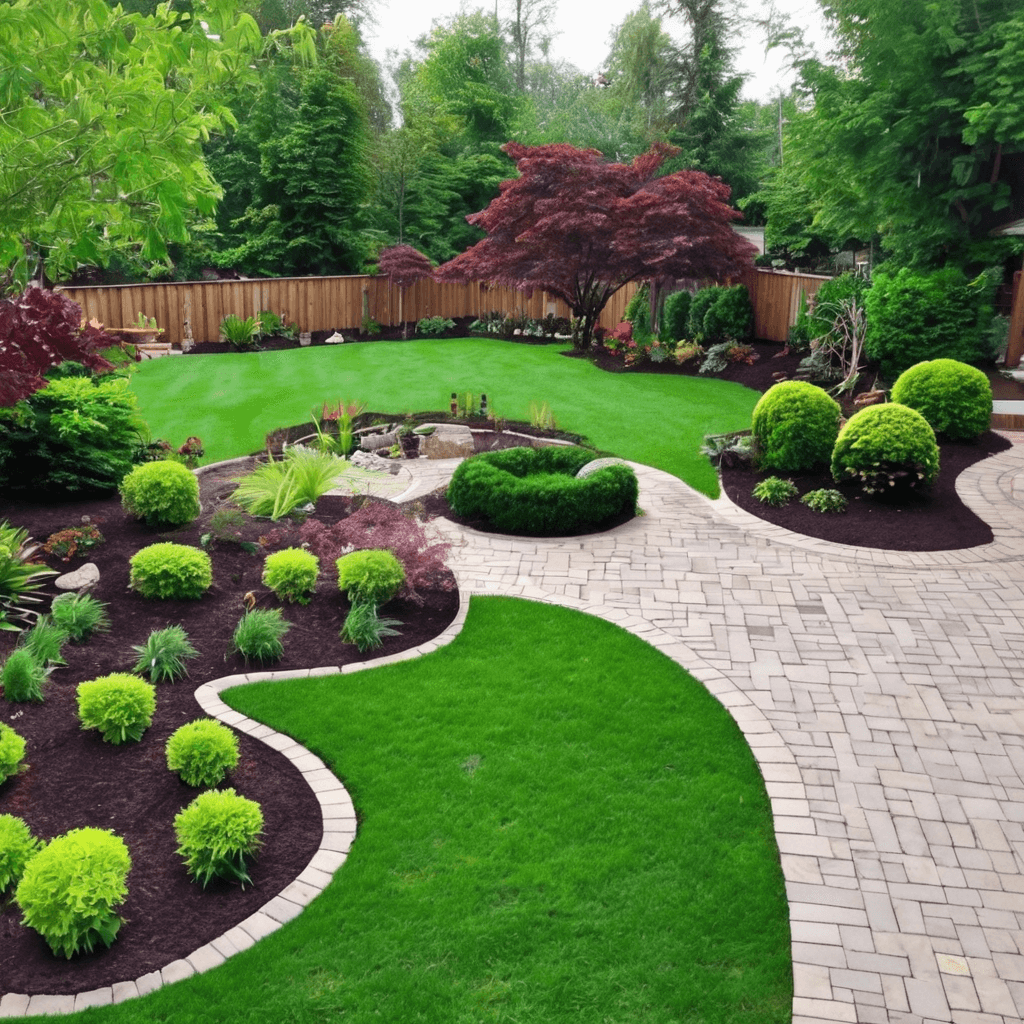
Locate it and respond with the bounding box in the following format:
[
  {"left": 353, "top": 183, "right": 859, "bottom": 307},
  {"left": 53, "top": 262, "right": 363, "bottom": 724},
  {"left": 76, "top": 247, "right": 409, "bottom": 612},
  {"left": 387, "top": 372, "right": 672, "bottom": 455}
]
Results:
[{"left": 376, "top": 245, "right": 434, "bottom": 338}]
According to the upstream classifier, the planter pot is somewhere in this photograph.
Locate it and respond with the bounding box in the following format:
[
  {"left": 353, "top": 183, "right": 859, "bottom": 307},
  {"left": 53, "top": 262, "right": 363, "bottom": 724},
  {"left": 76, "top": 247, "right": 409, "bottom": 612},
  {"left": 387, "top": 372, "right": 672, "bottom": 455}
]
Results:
[
  {"left": 299, "top": 332, "right": 312, "bottom": 346},
  {"left": 110, "top": 327, "right": 164, "bottom": 346}
]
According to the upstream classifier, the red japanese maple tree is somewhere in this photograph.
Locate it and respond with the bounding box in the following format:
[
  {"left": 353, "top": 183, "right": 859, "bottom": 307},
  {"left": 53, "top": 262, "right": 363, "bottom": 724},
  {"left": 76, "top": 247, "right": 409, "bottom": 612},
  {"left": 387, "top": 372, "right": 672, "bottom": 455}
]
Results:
[
  {"left": 434, "top": 141, "right": 757, "bottom": 349},
  {"left": 376, "top": 244, "right": 434, "bottom": 339}
]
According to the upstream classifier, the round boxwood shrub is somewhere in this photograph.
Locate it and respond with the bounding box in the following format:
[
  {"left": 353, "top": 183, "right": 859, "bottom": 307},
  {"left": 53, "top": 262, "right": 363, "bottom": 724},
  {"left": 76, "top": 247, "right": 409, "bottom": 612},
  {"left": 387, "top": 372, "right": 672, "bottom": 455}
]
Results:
[
  {"left": 129, "top": 542, "right": 213, "bottom": 600},
  {"left": 0, "top": 814, "right": 41, "bottom": 894},
  {"left": 174, "top": 788, "right": 263, "bottom": 888},
  {"left": 166, "top": 719, "right": 240, "bottom": 788},
  {"left": 890, "top": 359, "right": 992, "bottom": 440},
  {"left": 16, "top": 827, "right": 131, "bottom": 959},
  {"left": 752, "top": 381, "right": 841, "bottom": 472},
  {"left": 0, "top": 722, "right": 27, "bottom": 784},
  {"left": 831, "top": 404, "right": 940, "bottom": 495},
  {"left": 120, "top": 460, "right": 200, "bottom": 527},
  {"left": 77, "top": 673, "right": 157, "bottom": 744},
  {"left": 446, "top": 446, "right": 639, "bottom": 536},
  {"left": 336, "top": 549, "right": 405, "bottom": 605},
  {"left": 262, "top": 548, "right": 319, "bottom": 604}
]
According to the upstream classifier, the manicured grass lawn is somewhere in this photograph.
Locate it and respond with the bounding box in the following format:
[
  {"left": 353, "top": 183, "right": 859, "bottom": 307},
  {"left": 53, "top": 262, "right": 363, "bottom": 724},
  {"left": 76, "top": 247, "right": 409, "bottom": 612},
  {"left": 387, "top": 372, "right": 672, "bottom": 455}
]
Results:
[
  {"left": 72, "top": 598, "right": 790, "bottom": 1024},
  {"left": 130, "top": 339, "right": 758, "bottom": 497}
]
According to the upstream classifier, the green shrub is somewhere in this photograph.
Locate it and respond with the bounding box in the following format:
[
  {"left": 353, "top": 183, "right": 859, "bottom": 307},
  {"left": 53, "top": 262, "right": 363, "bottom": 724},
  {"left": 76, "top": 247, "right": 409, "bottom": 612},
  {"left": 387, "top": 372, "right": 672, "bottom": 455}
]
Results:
[
  {"left": 129, "top": 543, "right": 213, "bottom": 600},
  {"left": 831, "top": 404, "right": 940, "bottom": 495},
  {"left": 120, "top": 460, "right": 200, "bottom": 527},
  {"left": 752, "top": 381, "right": 841, "bottom": 472},
  {"left": 890, "top": 359, "right": 992, "bottom": 440},
  {"left": 16, "top": 827, "right": 131, "bottom": 959},
  {"left": 232, "top": 608, "right": 290, "bottom": 664},
  {"left": 801, "top": 489, "right": 848, "bottom": 513},
  {"left": 174, "top": 788, "right": 263, "bottom": 888},
  {"left": 230, "top": 446, "right": 344, "bottom": 520},
  {"left": 623, "top": 284, "right": 653, "bottom": 344},
  {"left": 166, "top": 719, "right": 240, "bottom": 788},
  {"left": 415, "top": 316, "right": 456, "bottom": 336},
  {"left": 0, "top": 722, "right": 27, "bottom": 783},
  {"left": 1, "top": 648, "right": 46, "bottom": 702},
  {"left": 0, "top": 815, "right": 41, "bottom": 893},
  {"left": 77, "top": 673, "right": 157, "bottom": 744},
  {"left": 336, "top": 549, "right": 405, "bottom": 605},
  {"left": 863, "top": 267, "right": 996, "bottom": 380},
  {"left": 262, "top": 548, "right": 320, "bottom": 604},
  {"left": 49, "top": 592, "right": 110, "bottom": 641},
  {"left": 0, "top": 521, "right": 58, "bottom": 630},
  {"left": 446, "top": 446, "right": 639, "bottom": 536},
  {"left": 702, "top": 284, "right": 753, "bottom": 343},
  {"left": 340, "top": 601, "right": 403, "bottom": 652},
  {"left": 220, "top": 314, "right": 259, "bottom": 349},
  {"left": 752, "top": 477, "right": 798, "bottom": 506},
  {"left": 131, "top": 624, "right": 199, "bottom": 683},
  {"left": 660, "top": 290, "right": 692, "bottom": 342}
]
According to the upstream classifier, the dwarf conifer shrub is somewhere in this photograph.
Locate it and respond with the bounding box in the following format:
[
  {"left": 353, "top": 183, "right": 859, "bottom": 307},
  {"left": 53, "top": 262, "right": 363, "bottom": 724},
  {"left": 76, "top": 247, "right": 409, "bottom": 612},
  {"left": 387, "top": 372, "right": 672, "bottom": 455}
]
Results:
[
  {"left": 174, "top": 788, "right": 263, "bottom": 888},
  {"left": 77, "top": 673, "right": 157, "bottom": 744},
  {"left": 129, "top": 543, "right": 213, "bottom": 600},
  {"left": 0, "top": 722, "right": 27, "bottom": 783},
  {"left": 687, "top": 286, "right": 722, "bottom": 339},
  {"left": 661, "top": 289, "right": 692, "bottom": 342},
  {"left": 702, "top": 284, "right": 753, "bottom": 343},
  {"left": 890, "top": 359, "right": 992, "bottom": 440},
  {"left": 49, "top": 592, "right": 109, "bottom": 641},
  {"left": 262, "top": 548, "right": 319, "bottom": 604},
  {"left": 2, "top": 648, "right": 46, "bottom": 702},
  {"left": 166, "top": 719, "right": 240, "bottom": 787},
  {"left": 120, "top": 460, "right": 200, "bottom": 527},
  {"left": 336, "top": 550, "right": 405, "bottom": 605},
  {"left": 15, "top": 827, "right": 131, "bottom": 958},
  {"left": 130, "top": 624, "right": 199, "bottom": 683},
  {"left": 232, "top": 608, "right": 290, "bottom": 664},
  {"left": 752, "top": 381, "right": 842, "bottom": 472},
  {"left": 831, "top": 404, "right": 940, "bottom": 495},
  {"left": 0, "top": 814, "right": 41, "bottom": 893}
]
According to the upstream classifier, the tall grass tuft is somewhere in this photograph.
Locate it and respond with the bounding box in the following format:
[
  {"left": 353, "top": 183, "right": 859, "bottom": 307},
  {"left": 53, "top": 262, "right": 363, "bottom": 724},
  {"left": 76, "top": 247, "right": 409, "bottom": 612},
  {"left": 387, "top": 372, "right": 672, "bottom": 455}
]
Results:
[{"left": 230, "top": 446, "right": 345, "bottom": 520}]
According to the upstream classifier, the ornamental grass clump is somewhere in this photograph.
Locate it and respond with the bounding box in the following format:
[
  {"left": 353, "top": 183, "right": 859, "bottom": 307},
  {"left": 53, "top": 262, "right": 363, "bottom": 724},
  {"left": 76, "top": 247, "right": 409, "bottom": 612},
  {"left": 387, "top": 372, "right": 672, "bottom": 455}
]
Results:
[
  {"left": 262, "top": 548, "right": 319, "bottom": 604},
  {"left": 336, "top": 549, "right": 405, "bottom": 606},
  {"left": 49, "top": 592, "right": 109, "bottom": 641},
  {"left": 340, "top": 601, "right": 402, "bottom": 652},
  {"left": 129, "top": 543, "right": 213, "bottom": 600},
  {"left": 19, "top": 617, "right": 68, "bottom": 667},
  {"left": 174, "top": 788, "right": 263, "bottom": 888},
  {"left": 752, "top": 477, "right": 798, "bottom": 506},
  {"left": 1, "top": 648, "right": 46, "bottom": 702},
  {"left": 77, "top": 673, "right": 157, "bottom": 744},
  {"left": 751, "top": 381, "right": 841, "bottom": 472},
  {"left": 120, "top": 460, "right": 200, "bottom": 527},
  {"left": 0, "top": 815, "right": 41, "bottom": 893},
  {"left": 230, "top": 446, "right": 344, "bottom": 520},
  {"left": 890, "top": 359, "right": 992, "bottom": 440},
  {"left": 15, "top": 827, "right": 131, "bottom": 959},
  {"left": 831, "top": 403, "right": 940, "bottom": 496},
  {"left": 166, "top": 719, "right": 240, "bottom": 788},
  {"left": 130, "top": 624, "right": 199, "bottom": 682},
  {"left": 0, "top": 722, "right": 27, "bottom": 783},
  {"left": 232, "top": 608, "right": 290, "bottom": 664}
]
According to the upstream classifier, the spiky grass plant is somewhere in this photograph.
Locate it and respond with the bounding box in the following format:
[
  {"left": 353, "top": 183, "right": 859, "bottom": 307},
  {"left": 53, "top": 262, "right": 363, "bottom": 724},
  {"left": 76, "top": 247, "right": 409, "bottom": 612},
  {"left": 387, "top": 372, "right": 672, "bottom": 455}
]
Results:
[
  {"left": 131, "top": 625, "right": 199, "bottom": 683},
  {"left": 49, "top": 592, "right": 110, "bottom": 642},
  {"left": 231, "top": 609, "right": 290, "bottom": 664}
]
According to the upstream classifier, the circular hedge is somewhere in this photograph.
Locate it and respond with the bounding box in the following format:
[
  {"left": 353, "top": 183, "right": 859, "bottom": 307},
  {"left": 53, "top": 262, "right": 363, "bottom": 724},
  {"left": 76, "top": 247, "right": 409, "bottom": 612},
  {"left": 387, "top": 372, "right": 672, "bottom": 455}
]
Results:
[
  {"left": 890, "top": 358, "right": 992, "bottom": 440},
  {"left": 446, "top": 446, "right": 638, "bottom": 536},
  {"left": 751, "top": 381, "right": 841, "bottom": 472},
  {"left": 120, "top": 460, "right": 200, "bottom": 527}
]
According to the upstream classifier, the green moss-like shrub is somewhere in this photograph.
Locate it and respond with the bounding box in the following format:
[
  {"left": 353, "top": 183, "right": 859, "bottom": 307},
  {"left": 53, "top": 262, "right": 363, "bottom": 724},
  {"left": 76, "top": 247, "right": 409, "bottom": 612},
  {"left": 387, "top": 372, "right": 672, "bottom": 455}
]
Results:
[
  {"left": 120, "top": 460, "right": 200, "bottom": 527},
  {"left": 336, "top": 549, "right": 405, "bottom": 605},
  {"left": 2, "top": 648, "right": 46, "bottom": 703},
  {"left": 174, "top": 788, "right": 263, "bottom": 888},
  {"left": 15, "top": 827, "right": 131, "bottom": 958},
  {"left": 446, "top": 446, "right": 639, "bottom": 536},
  {"left": 0, "top": 722, "right": 27, "bottom": 783},
  {"left": 0, "top": 814, "right": 41, "bottom": 893},
  {"left": 166, "top": 719, "right": 240, "bottom": 788},
  {"left": 77, "top": 673, "right": 157, "bottom": 744},
  {"left": 752, "top": 381, "right": 842, "bottom": 472},
  {"left": 890, "top": 359, "right": 992, "bottom": 440},
  {"left": 129, "top": 543, "right": 212, "bottom": 600},
  {"left": 831, "top": 404, "right": 940, "bottom": 495},
  {"left": 262, "top": 548, "right": 320, "bottom": 604}
]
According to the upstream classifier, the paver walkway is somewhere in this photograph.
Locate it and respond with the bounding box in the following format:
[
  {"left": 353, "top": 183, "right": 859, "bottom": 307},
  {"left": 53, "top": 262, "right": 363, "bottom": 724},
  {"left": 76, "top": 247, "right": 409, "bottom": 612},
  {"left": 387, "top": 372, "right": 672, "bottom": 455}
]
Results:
[{"left": 403, "top": 445, "right": 1024, "bottom": 1024}]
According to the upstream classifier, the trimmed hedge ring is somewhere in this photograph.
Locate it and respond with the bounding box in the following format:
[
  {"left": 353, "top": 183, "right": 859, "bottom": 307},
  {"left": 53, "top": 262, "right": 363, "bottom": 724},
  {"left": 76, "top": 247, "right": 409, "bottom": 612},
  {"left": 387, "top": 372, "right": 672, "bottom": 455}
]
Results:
[{"left": 446, "top": 446, "right": 638, "bottom": 536}]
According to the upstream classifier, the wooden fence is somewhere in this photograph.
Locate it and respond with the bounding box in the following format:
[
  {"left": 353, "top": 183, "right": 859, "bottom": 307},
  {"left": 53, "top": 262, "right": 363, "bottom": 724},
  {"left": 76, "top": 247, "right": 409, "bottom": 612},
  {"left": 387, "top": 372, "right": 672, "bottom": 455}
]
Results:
[
  {"left": 1008, "top": 269, "right": 1024, "bottom": 369},
  {"left": 57, "top": 269, "right": 828, "bottom": 349}
]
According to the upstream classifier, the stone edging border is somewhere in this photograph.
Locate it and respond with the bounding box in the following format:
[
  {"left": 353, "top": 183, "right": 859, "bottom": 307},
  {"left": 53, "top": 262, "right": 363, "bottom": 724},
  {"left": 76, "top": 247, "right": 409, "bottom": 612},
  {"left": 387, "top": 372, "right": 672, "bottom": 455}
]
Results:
[{"left": 0, "top": 590, "right": 471, "bottom": 1019}]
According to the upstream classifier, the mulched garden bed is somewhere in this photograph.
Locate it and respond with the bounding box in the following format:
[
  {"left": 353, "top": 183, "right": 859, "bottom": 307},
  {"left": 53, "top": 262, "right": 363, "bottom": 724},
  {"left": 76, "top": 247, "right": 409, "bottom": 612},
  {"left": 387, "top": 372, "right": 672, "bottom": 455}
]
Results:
[{"left": 0, "top": 465, "right": 458, "bottom": 996}]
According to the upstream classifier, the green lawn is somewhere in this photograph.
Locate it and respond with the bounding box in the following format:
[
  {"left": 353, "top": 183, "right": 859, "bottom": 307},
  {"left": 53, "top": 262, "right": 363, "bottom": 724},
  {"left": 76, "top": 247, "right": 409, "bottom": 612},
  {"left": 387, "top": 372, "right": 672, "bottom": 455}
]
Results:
[
  {"left": 130, "top": 339, "right": 758, "bottom": 497},
  {"left": 63, "top": 598, "right": 790, "bottom": 1024}
]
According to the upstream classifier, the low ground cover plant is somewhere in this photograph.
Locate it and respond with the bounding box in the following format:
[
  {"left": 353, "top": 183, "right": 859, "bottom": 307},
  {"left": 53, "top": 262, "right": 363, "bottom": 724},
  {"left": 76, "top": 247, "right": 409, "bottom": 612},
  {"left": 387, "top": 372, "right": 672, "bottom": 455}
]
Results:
[
  {"left": 129, "top": 543, "right": 213, "bottom": 600},
  {"left": 801, "top": 489, "right": 848, "bottom": 513},
  {"left": 166, "top": 719, "right": 240, "bottom": 788},
  {"left": 0, "top": 814, "right": 40, "bottom": 893},
  {"left": 415, "top": 316, "right": 455, "bottom": 336},
  {"left": 77, "top": 674, "right": 157, "bottom": 744},
  {"left": 131, "top": 625, "right": 199, "bottom": 683},
  {"left": 42, "top": 524, "right": 104, "bottom": 562},
  {"left": 49, "top": 592, "right": 109, "bottom": 642},
  {"left": 890, "top": 358, "right": 992, "bottom": 440},
  {"left": 0, "top": 723, "right": 27, "bottom": 783},
  {"left": 120, "top": 460, "right": 201, "bottom": 527},
  {"left": 752, "top": 477, "right": 798, "bottom": 506},
  {"left": 752, "top": 381, "right": 841, "bottom": 472},
  {"left": 174, "top": 788, "right": 263, "bottom": 888},
  {"left": 232, "top": 608, "right": 290, "bottom": 664},
  {"left": 262, "top": 548, "right": 319, "bottom": 604}
]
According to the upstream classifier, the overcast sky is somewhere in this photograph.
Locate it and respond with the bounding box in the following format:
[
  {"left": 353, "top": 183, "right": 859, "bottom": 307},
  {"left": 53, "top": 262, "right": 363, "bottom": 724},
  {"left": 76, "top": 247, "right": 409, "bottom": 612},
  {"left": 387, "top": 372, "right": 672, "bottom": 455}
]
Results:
[{"left": 363, "top": 0, "right": 830, "bottom": 102}]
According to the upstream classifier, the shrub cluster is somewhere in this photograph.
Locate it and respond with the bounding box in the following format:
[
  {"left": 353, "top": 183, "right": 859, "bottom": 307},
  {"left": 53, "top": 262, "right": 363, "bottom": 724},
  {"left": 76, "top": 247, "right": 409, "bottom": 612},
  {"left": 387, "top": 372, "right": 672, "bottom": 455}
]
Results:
[
  {"left": 262, "top": 548, "right": 320, "bottom": 604},
  {"left": 0, "top": 814, "right": 41, "bottom": 893},
  {"left": 120, "top": 460, "right": 200, "bottom": 527},
  {"left": 77, "top": 673, "right": 157, "bottom": 744},
  {"left": 174, "top": 788, "right": 263, "bottom": 888},
  {"left": 446, "top": 446, "right": 638, "bottom": 536},
  {"left": 752, "top": 382, "right": 841, "bottom": 472},
  {"left": 688, "top": 285, "right": 752, "bottom": 343},
  {"left": 336, "top": 550, "right": 405, "bottom": 605},
  {"left": 166, "top": 719, "right": 240, "bottom": 788},
  {"left": 0, "top": 722, "right": 27, "bottom": 783},
  {"left": 129, "top": 543, "right": 213, "bottom": 600},
  {"left": 890, "top": 359, "right": 992, "bottom": 440}
]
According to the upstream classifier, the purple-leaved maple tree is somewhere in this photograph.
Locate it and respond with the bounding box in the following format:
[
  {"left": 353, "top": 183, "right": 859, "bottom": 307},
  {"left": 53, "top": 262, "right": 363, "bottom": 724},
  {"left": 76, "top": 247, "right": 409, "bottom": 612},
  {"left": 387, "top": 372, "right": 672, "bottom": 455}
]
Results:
[
  {"left": 376, "top": 245, "right": 434, "bottom": 339},
  {"left": 434, "top": 141, "right": 757, "bottom": 350}
]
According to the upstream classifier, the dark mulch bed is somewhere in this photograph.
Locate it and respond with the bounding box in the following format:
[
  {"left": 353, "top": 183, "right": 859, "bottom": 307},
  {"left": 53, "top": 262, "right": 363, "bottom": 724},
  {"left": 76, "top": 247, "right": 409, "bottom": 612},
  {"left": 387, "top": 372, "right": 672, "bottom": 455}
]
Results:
[{"left": 0, "top": 465, "right": 458, "bottom": 996}]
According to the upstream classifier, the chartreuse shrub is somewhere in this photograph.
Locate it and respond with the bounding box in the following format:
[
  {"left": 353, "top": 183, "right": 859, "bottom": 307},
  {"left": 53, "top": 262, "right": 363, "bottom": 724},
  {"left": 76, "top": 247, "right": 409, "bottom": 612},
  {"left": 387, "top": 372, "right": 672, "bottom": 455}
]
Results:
[
  {"left": 174, "top": 788, "right": 263, "bottom": 888},
  {"left": 166, "top": 719, "right": 240, "bottom": 787},
  {"left": 831, "top": 404, "right": 940, "bottom": 495},
  {"left": 336, "top": 549, "right": 405, "bottom": 605},
  {"left": 232, "top": 609, "right": 290, "bottom": 664},
  {"left": 0, "top": 815, "right": 41, "bottom": 893},
  {"left": 130, "top": 543, "right": 213, "bottom": 599},
  {"left": 2, "top": 648, "right": 46, "bottom": 702},
  {"left": 120, "top": 460, "right": 200, "bottom": 527},
  {"left": 446, "top": 446, "right": 639, "bottom": 536},
  {"left": 890, "top": 359, "right": 992, "bottom": 440},
  {"left": 752, "top": 477, "right": 798, "bottom": 506},
  {"left": 15, "top": 827, "right": 131, "bottom": 958},
  {"left": 262, "top": 548, "right": 319, "bottom": 604},
  {"left": 49, "top": 592, "right": 109, "bottom": 642},
  {"left": 77, "top": 673, "right": 157, "bottom": 744},
  {"left": 0, "top": 722, "right": 27, "bottom": 783},
  {"left": 752, "top": 381, "right": 841, "bottom": 472},
  {"left": 131, "top": 624, "right": 199, "bottom": 683},
  {"left": 863, "top": 267, "right": 996, "bottom": 380}
]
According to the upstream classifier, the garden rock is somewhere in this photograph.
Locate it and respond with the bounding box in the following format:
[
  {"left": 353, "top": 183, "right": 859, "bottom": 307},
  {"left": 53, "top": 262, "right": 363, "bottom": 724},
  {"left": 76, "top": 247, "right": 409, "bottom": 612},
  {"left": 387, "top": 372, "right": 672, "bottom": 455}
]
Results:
[
  {"left": 361, "top": 430, "right": 400, "bottom": 452},
  {"left": 349, "top": 450, "right": 396, "bottom": 474},
  {"left": 420, "top": 424, "right": 474, "bottom": 460},
  {"left": 576, "top": 457, "right": 630, "bottom": 479},
  {"left": 325, "top": 332, "right": 345, "bottom": 344},
  {"left": 54, "top": 562, "right": 100, "bottom": 592}
]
